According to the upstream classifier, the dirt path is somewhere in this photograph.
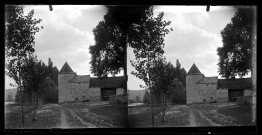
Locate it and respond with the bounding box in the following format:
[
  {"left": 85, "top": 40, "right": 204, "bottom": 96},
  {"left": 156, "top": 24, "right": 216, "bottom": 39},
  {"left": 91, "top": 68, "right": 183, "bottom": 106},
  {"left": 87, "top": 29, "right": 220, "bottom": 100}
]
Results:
[
  {"left": 60, "top": 109, "right": 69, "bottom": 128},
  {"left": 183, "top": 105, "right": 221, "bottom": 127},
  {"left": 196, "top": 109, "right": 221, "bottom": 126},
  {"left": 67, "top": 108, "right": 96, "bottom": 128},
  {"left": 188, "top": 109, "right": 197, "bottom": 127}
]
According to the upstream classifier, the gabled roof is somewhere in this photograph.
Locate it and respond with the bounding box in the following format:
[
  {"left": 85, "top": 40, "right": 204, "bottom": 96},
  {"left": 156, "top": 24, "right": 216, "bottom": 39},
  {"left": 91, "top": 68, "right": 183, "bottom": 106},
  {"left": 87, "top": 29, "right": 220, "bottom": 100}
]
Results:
[
  {"left": 188, "top": 63, "right": 202, "bottom": 75},
  {"left": 197, "top": 77, "right": 218, "bottom": 84},
  {"left": 69, "top": 75, "right": 90, "bottom": 83},
  {"left": 59, "top": 62, "right": 75, "bottom": 73},
  {"left": 217, "top": 78, "right": 252, "bottom": 89},
  {"left": 90, "top": 76, "right": 126, "bottom": 88}
]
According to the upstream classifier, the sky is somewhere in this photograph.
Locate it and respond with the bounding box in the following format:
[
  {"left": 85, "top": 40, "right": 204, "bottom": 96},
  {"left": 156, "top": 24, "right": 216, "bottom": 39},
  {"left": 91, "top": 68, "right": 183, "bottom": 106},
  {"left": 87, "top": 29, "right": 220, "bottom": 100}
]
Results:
[{"left": 5, "top": 5, "right": 249, "bottom": 90}]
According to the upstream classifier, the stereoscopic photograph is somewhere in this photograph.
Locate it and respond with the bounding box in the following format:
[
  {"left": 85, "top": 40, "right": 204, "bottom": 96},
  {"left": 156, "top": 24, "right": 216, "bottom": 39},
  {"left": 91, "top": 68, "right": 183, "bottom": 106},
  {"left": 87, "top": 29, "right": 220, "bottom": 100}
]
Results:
[{"left": 5, "top": 5, "right": 256, "bottom": 132}]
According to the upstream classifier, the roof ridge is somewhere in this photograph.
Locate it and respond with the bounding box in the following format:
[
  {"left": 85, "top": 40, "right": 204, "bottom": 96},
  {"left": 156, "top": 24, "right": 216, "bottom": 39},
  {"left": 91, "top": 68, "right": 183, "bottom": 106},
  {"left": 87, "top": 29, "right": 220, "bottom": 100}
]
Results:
[
  {"left": 59, "top": 61, "right": 75, "bottom": 73},
  {"left": 188, "top": 63, "right": 202, "bottom": 75}
]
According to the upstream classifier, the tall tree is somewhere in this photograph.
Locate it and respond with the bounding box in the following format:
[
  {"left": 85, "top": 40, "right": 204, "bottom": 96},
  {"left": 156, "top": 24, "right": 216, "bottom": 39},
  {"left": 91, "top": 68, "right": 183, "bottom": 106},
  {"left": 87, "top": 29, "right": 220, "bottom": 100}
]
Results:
[
  {"left": 21, "top": 55, "right": 47, "bottom": 121},
  {"left": 46, "top": 58, "right": 58, "bottom": 86},
  {"left": 89, "top": 6, "right": 151, "bottom": 95},
  {"left": 38, "top": 77, "right": 58, "bottom": 103},
  {"left": 180, "top": 68, "right": 187, "bottom": 87},
  {"left": 217, "top": 7, "right": 256, "bottom": 79},
  {"left": 175, "top": 59, "right": 181, "bottom": 79},
  {"left": 130, "top": 7, "right": 172, "bottom": 89},
  {"left": 130, "top": 7, "right": 172, "bottom": 124},
  {"left": 52, "top": 66, "right": 59, "bottom": 86},
  {"left": 5, "top": 5, "right": 43, "bottom": 127}
]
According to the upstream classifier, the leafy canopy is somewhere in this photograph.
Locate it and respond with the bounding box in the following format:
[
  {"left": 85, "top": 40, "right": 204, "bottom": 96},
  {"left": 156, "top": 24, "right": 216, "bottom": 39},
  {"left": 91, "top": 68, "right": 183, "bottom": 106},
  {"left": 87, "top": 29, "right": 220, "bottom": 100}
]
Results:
[
  {"left": 89, "top": 6, "right": 150, "bottom": 78},
  {"left": 130, "top": 7, "right": 173, "bottom": 90},
  {"left": 5, "top": 5, "right": 43, "bottom": 86},
  {"left": 217, "top": 7, "right": 256, "bottom": 79}
]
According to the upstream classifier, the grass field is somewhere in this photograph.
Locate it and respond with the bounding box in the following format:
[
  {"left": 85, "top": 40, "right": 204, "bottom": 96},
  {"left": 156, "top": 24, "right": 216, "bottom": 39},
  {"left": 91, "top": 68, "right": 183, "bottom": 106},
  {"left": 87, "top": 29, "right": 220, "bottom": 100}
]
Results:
[
  {"left": 128, "top": 103, "right": 256, "bottom": 127},
  {"left": 128, "top": 104, "right": 167, "bottom": 127},
  {"left": 5, "top": 103, "right": 61, "bottom": 129},
  {"left": 62, "top": 102, "right": 128, "bottom": 128},
  {"left": 5, "top": 103, "right": 34, "bottom": 129}
]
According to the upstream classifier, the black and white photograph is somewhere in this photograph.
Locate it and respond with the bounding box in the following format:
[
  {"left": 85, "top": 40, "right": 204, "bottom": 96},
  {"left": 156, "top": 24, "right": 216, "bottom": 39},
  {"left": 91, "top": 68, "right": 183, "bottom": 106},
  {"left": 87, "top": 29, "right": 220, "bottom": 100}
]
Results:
[
  {"left": 127, "top": 5, "right": 257, "bottom": 128},
  {"left": 4, "top": 5, "right": 257, "bottom": 132},
  {"left": 5, "top": 5, "right": 128, "bottom": 129}
]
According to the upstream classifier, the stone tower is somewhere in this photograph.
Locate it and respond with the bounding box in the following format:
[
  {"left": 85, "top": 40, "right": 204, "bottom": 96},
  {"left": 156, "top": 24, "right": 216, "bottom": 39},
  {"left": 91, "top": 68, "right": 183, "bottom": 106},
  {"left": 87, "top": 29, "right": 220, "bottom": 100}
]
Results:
[
  {"left": 58, "top": 61, "right": 76, "bottom": 103},
  {"left": 186, "top": 63, "right": 204, "bottom": 104}
]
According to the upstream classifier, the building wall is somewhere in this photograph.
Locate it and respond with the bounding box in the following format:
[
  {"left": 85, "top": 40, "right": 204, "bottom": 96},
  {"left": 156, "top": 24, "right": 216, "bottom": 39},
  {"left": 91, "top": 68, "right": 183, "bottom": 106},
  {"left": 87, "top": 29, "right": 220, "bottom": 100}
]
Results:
[
  {"left": 89, "top": 87, "right": 101, "bottom": 101},
  {"left": 186, "top": 74, "right": 203, "bottom": 104},
  {"left": 68, "top": 82, "right": 89, "bottom": 102},
  {"left": 217, "top": 89, "right": 228, "bottom": 103},
  {"left": 58, "top": 73, "right": 75, "bottom": 103},
  {"left": 116, "top": 88, "right": 124, "bottom": 95},
  {"left": 195, "top": 83, "right": 217, "bottom": 103}
]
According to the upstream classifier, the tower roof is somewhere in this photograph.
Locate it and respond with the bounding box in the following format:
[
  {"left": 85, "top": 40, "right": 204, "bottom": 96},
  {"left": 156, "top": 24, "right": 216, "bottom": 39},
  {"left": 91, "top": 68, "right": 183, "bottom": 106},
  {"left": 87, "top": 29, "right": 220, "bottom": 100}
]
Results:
[
  {"left": 188, "top": 63, "right": 202, "bottom": 75},
  {"left": 59, "top": 61, "right": 75, "bottom": 73}
]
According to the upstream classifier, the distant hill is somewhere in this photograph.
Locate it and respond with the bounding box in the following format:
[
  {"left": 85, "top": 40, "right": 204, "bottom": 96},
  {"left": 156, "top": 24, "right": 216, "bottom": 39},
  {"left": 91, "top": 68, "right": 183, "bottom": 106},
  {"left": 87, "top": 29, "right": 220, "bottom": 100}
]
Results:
[
  {"left": 5, "top": 88, "right": 17, "bottom": 102},
  {"left": 128, "top": 90, "right": 145, "bottom": 103}
]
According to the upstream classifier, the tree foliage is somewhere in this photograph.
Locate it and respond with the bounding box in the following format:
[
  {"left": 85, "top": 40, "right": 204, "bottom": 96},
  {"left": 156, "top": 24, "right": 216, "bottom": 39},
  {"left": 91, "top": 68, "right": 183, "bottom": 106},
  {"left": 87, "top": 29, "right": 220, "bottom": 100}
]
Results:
[
  {"left": 89, "top": 21, "right": 124, "bottom": 77},
  {"left": 5, "top": 5, "right": 43, "bottom": 87},
  {"left": 89, "top": 6, "right": 150, "bottom": 78},
  {"left": 38, "top": 77, "right": 58, "bottom": 103},
  {"left": 130, "top": 7, "right": 172, "bottom": 89},
  {"left": 217, "top": 7, "right": 256, "bottom": 79},
  {"left": 150, "top": 57, "right": 176, "bottom": 95}
]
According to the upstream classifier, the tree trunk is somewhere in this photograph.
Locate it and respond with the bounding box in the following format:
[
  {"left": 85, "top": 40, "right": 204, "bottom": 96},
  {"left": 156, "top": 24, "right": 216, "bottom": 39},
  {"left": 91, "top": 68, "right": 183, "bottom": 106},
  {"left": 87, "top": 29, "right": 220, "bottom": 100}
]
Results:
[
  {"left": 124, "top": 32, "right": 128, "bottom": 96},
  {"left": 161, "top": 91, "right": 166, "bottom": 122},
  {"left": 32, "top": 91, "right": 38, "bottom": 121}
]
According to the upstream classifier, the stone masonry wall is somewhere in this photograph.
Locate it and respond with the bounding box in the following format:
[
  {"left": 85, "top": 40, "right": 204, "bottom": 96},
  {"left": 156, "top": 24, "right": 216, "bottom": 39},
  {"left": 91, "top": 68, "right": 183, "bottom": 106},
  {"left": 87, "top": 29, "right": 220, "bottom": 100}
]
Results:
[
  {"left": 195, "top": 83, "right": 217, "bottom": 103},
  {"left": 186, "top": 75, "right": 203, "bottom": 104},
  {"left": 68, "top": 82, "right": 89, "bottom": 102},
  {"left": 58, "top": 73, "right": 76, "bottom": 103},
  {"left": 89, "top": 87, "right": 101, "bottom": 101},
  {"left": 217, "top": 89, "right": 228, "bottom": 103}
]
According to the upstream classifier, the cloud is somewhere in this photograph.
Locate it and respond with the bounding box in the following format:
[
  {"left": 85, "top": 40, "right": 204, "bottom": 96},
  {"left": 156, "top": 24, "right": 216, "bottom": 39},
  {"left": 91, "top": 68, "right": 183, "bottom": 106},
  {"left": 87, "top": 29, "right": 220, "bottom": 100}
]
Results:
[
  {"left": 128, "top": 6, "right": 235, "bottom": 89},
  {"left": 22, "top": 5, "right": 101, "bottom": 76}
]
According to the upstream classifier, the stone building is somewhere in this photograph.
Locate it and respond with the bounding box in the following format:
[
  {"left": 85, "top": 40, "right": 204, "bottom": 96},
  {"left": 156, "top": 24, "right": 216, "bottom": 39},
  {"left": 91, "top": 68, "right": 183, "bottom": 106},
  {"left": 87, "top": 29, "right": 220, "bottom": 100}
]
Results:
[
  {"left": 186, "top": 63, "right": 252, "bottom": 104},
  {"left": 58, "top": 62, "right": 125, "bottom": 103}
]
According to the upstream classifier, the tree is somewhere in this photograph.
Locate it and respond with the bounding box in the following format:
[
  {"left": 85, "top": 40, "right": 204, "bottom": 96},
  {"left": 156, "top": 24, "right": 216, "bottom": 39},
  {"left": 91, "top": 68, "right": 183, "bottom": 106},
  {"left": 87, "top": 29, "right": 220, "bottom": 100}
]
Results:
[
  {"left": 217, "top": 7, "right": 256, "bottom": 79},
  {"left": 38, "top": 77, "right": 58, "bottom": 103},
  {"left": 175, "top": 59, "right": 181, "bottom": 78},
  {"left": 150, "top": 57, "right": 176, "bottom": 122},
  {"left": 130, "top": 7, "right": 172, "bottom": 124},
  {"left": 130, "top": 7, "right": 172, "bottom": 89},
  {"left": 46, "top": 58, "right": 59, "bottom": 86},
  {"left": 21, "top": 55, "right": 47, "bottom": 121},
  {"left": 180, "top": 68, "right": 187, "bottom": 87},
  {"left": 5, "top": 5, "right": 43, "bottom": 127},
  {"left": 52, "top": 66, "right": 59, "bottom": 86},
  {"left": 89, "top": 6, "right": 151, "bottom": 95},
  {"left": 143, "top": 90, "right": 150, "bottom": 104}
]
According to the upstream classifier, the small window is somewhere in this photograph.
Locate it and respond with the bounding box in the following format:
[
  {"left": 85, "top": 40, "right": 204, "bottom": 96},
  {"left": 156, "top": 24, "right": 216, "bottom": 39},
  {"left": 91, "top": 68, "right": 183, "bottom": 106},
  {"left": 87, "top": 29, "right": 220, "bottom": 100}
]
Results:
[
  {"left": 75, "top": 97, "right": 78, "bottom": 101},
  {"left": 203, "top": 99, "right": 206, "bottom": 102}
]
